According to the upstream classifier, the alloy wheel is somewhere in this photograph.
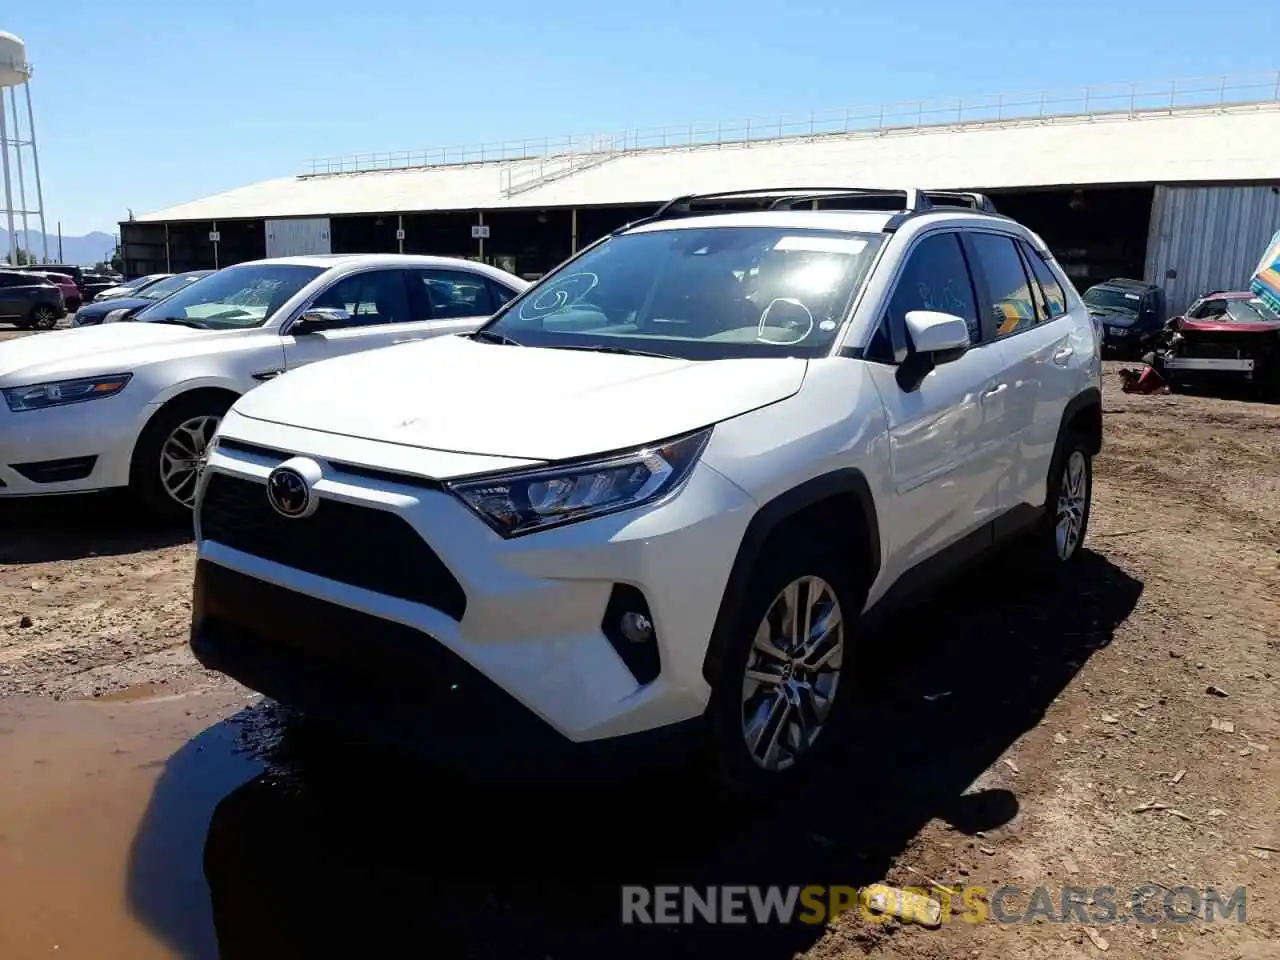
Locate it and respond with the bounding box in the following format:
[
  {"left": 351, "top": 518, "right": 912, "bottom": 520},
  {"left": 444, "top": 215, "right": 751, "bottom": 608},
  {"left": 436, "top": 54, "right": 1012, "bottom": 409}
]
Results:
[
  {"left": 741, "top": 575, "right": 844, "bottom": 772},
  {"left": 159, "top": 415, "right": 220, "bottom": 508},
  {"left": 1055, "top": 449, "right": 1088, "bottom": 560},
  {"left": 33, "top": 306, "right": 58, "bottom": 330}
]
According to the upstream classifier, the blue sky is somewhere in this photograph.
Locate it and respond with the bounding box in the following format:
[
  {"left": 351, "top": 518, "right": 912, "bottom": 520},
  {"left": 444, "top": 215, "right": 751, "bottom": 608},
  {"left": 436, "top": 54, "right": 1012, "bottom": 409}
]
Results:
[{"left": 6, "top": 0, "right": 1277, "bottom": 235}]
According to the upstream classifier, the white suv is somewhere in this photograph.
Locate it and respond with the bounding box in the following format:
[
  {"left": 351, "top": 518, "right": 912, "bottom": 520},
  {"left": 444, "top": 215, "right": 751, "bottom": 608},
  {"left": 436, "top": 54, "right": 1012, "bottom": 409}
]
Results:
[
  {"left": 0, "top": 254, "right": 526, "bottom": 515},
  {"left": 190, "top": 188, "right": 1101, "bottom": 795}
]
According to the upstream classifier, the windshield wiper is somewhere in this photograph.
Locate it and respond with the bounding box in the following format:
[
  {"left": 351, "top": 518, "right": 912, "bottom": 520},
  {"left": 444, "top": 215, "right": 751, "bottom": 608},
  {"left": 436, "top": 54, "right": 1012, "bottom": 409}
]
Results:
[
  {"left": 146, "top": 317, "right": 206, "bottom": 329},
  {"left": 541, "top": 343, "right": 678, "bottom": 360},
  {"left": 470, "top": 329, "right": 523, "bottom": 346}
]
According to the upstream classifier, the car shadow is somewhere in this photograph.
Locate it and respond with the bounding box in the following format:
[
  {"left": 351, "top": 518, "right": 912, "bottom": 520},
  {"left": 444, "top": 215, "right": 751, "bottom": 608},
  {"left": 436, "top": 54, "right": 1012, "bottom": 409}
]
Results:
[
  {"left": 128, "top": 549, "right": 1142, "bottom": 959},
  {"left": 0, "top": 492, "right": 193, "bottom": 564}
]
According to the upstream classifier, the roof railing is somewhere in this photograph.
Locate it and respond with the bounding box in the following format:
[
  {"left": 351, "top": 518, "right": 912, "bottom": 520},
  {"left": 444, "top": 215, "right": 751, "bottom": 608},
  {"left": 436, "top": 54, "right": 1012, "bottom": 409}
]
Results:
[{"left": 302, "top": 71, "right": 1280, "bottom": 177}]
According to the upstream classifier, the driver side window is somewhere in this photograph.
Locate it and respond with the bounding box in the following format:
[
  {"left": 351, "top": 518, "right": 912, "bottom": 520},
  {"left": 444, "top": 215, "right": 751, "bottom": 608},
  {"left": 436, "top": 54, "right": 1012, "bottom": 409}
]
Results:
[
  {"left": 867, "top": 233, "right": 980, "bottom": 363},
  {"left": 309, "top": 270, "right": 411, "bottom": 327}
]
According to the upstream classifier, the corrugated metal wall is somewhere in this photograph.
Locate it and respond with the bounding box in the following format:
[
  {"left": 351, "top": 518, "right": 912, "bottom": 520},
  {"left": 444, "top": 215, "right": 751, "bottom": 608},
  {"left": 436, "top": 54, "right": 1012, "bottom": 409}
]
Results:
[
  {"left": 1146, "top": 185, "right": 1280, "bottom": 313},
  {"left": 264, "top": 217, "right": 332, "bottom": 258}
]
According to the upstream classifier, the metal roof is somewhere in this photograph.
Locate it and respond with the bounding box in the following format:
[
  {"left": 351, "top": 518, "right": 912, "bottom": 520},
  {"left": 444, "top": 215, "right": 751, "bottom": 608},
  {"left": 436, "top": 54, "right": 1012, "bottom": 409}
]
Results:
[{"left": 137, "top": 103, "right": 1280, "bottom": 224}]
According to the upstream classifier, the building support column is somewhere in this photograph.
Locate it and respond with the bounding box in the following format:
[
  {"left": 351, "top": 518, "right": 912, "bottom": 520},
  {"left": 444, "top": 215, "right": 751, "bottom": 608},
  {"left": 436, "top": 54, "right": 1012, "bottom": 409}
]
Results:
[
  {"left": 477, "top": 210, "right": 484, "bottom": 262},
  {"left": 571, "top": 207, "right": 578, "bottom": 254},
  {"left": 164, "top": 222, "right": 171, "bottom": 272}
]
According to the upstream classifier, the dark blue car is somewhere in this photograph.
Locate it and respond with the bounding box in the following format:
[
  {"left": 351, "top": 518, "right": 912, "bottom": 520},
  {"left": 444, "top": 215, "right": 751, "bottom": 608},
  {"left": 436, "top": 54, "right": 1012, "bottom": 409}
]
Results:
[{"left": 74, "top": 270, "right": 215, "bottom": 326}]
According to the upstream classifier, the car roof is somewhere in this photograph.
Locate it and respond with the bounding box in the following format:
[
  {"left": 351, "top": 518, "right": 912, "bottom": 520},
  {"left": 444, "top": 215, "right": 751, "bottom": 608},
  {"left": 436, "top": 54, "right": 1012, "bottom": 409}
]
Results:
[
  {"left": 620, "top": 207, "right": 1039, "bottom": 244},
  {"left": 1092, "top": 278, "right": 1157, "bottom": 292},
  {"left": 234, "top": 253, "right": 529, "bottom": 286}
]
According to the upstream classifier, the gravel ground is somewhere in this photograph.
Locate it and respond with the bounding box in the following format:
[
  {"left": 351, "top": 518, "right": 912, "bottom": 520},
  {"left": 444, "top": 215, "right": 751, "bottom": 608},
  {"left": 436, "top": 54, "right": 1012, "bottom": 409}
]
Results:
[{"left": 0, "top": 338, "right": 1277, "bottom": 958}]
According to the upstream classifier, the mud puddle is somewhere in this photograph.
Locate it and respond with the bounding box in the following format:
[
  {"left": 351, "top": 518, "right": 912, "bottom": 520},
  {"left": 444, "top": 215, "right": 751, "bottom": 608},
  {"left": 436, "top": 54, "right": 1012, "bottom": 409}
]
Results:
[{"left": 0, "top": 685, "right": 262, "bottom": 959}]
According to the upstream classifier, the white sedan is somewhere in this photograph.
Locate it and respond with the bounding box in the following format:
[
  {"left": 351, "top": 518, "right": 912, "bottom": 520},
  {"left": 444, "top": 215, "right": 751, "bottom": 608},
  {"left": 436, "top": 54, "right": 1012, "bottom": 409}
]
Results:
[{"left": 0, "top": 254, "right": 528, "bottom": 516}]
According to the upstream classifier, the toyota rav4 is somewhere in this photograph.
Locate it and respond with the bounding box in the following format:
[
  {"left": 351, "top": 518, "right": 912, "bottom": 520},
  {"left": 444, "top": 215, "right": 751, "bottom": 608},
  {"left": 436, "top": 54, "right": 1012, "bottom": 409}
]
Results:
[{"left": 190, "top": 187, "right": 1102, "bottom": 796}]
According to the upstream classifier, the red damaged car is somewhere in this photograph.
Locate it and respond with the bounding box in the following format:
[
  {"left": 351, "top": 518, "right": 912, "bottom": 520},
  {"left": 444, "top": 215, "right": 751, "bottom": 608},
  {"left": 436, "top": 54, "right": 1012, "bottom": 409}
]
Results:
[{"left": 1155, "top": 291, "right": 1280, "bottom": 397}]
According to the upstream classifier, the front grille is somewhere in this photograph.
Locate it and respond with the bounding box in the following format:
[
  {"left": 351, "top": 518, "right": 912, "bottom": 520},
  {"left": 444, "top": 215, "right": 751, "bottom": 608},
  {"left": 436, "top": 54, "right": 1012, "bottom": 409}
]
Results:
[
  {"left": 1181, "top": 340, "right": 1242, "bottom": 360},
  {"left": 199, "top": 472, "right": 467, "bottom": 620}
]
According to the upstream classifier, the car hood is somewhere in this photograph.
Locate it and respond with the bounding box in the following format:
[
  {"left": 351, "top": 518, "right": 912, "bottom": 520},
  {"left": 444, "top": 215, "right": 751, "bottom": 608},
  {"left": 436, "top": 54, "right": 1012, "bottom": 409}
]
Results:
[
  {"left": 0, "top": 322, "right": 226, "bottom": 383},
  {"left": 234, "top": 334, "right": 809, "bottom": 462},
  {"left": 76, "top": 296, "right": 153, "bottom": 318},
  {"left": 1088, "top": 308, "right": 1140, "bottom": 326},
  {"left": 1181, "top": 319, "right": 1280, "bottom": 334}
]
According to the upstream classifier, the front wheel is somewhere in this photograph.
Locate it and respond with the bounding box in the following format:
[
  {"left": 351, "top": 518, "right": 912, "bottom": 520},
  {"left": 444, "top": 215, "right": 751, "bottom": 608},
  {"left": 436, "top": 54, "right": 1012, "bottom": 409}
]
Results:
[
  {"left": 130, "top": 395, "right": 233, "bottom": 518},
  {"left": 707, "top": 541, "right": 865, "bottom": 802}
]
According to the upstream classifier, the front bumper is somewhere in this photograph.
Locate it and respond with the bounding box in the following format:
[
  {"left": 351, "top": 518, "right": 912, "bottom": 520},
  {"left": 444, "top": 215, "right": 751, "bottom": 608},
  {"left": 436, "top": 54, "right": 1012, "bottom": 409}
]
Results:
[
  {"left": 0, "top": 391, "right": 150, "bottom": 495},
  {"left": 191, "top": 418, "right": 757, "bottom": 757},
  {"left": 191, "top": 560, "right": 707, "bottom": 781}
]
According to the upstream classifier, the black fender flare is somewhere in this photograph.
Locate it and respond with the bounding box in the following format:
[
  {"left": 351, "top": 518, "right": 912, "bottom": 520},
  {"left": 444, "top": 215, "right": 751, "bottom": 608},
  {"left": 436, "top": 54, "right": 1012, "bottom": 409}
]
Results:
[
  {"left": 701, "top": 468, "right": 881, "bottom": 686},
  {"left": 1058, "top": 386, "right": 1103, "bottom": 455}
]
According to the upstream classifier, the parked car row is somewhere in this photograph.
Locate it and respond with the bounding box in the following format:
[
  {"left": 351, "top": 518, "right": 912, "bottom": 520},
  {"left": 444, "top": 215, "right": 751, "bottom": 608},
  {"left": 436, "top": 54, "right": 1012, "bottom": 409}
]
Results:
[
  {"left": 73, "top": 270, "right": 214, "bottom": 326},
  {"left": 0, "top": 269, "right": 67, "bottom": 329},
  {"left": 5, "top": 264, "right": 125, "bottom": 310},
  {"left": 0, "top": 186, "right": 1112, "bottom": 796}
]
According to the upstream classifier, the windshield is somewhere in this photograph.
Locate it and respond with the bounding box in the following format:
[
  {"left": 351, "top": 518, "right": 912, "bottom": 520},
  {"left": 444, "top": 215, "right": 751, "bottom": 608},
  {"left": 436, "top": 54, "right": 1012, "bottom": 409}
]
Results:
[
  {"left": 1191, "top": 297, "right": 1280, "bottom": 323},
  {"left": 481, "top": 226, "right": 884, "bottom": 359},
  {"left": 122, "top": 274, "right": 164, "bottom": 290},
  {"left": 139, "top": 273, "right": 203, "bottom": 301},
  {"left": 135, "top": 264, "right": 324, "bottom": 329},
  {"left": 1084, "top": 286, "right": 1142, "bottom": 314}
]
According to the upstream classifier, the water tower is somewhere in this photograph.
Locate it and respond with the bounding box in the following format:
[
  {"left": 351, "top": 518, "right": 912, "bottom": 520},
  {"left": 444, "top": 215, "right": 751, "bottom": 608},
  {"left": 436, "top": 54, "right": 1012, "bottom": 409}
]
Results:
[{"left": 0, "top": 31, "right": 47, "bottom": 266}]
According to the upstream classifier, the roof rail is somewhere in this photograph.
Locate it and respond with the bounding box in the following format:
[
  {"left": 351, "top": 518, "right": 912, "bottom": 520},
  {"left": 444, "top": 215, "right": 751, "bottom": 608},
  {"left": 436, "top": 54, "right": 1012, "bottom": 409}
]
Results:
[
  {"left": 650, "top": 186, "right": 933, "bottom": 220},
  {"left": 921, "top": 191, "right": 999, "bottom": 213},
  {"left": 617, "top": 186, "right": 1008, "bottom": 236}
]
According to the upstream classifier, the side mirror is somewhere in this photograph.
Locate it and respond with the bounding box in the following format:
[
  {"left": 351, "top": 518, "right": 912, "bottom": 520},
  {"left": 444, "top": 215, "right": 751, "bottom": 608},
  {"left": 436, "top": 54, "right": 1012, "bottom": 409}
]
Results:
[
  {"left": 905, "top": 310, "right": 970, "bottom": 361},
  {"left": 293, "top": 306, "right": 353, "bottom": 333},
  {"left": 896, "top": 310, "right": 971, "bottom": 392}
]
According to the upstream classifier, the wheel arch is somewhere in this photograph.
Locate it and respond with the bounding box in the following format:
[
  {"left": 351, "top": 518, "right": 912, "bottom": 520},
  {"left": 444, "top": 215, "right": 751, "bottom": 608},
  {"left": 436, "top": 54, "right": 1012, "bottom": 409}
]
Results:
[
  {"left": 1059, "top": 386, "right": 1102, "bottom": 455},
  {"left": 130, "top": 385, "right": 242, "bottom": 470},
  {"left": 701, "top": 468, "right": 881, "bottom": 686}
]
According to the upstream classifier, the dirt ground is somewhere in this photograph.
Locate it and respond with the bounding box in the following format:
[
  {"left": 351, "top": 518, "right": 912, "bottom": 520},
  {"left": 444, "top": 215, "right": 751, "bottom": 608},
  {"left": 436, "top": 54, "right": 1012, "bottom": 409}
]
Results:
[{"left": 0, "top": 350, "right": 1277, "bottom": 959}]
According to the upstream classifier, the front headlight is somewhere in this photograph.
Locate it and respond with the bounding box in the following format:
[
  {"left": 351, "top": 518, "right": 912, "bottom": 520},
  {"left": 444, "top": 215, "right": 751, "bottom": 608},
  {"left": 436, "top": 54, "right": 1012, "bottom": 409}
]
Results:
[
  {"left": 3, "top": 374, "right": 133, "bottom": 412},
  {"left": 448, "top": 428, "right": 712, "bottom": 537},
  {"left": 103, "top": 308, "right": 130, "bottom": 324}
]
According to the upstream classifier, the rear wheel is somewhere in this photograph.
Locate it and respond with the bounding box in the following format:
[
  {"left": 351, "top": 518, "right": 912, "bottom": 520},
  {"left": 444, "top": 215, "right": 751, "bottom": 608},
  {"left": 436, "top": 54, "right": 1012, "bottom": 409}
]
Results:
[
  {"left": 1027, "top": 431, "right": 1093, "bottom": 567},
  {"left": 29, "top": 304, "right": 59, "bottom": 330},
  {"left": 130, "top": 394, "right": 234, "bottom": 518}
]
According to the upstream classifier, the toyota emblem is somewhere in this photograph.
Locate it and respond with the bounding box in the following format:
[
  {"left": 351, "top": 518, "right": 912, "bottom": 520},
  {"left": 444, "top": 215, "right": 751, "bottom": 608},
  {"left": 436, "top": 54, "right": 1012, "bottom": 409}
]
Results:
[{"left": 266, "top": 465, "right": 312, "bottom": 518}]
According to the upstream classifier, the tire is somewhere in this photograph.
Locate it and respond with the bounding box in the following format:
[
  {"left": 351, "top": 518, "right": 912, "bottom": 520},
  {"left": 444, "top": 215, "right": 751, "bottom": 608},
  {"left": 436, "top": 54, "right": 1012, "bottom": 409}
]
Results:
[
  {"left": 29, "top": 304, "right": 59, "bottom": 330},
  {"left": 129, "top": 393, "right": 234, "bottom": 519},
  {"left": 1027, "top": 430, "right": 1093, "bottom": 568},
  {"left": 706, "top": 538, "right": 866, "bottom": 803}
]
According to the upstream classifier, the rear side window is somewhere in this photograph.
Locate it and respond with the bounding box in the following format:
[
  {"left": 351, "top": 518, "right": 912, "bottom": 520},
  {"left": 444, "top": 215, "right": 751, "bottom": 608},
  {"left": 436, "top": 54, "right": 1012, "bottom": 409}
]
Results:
[
  {"left": 488, "top": 280, "right": 518, "bottom": 308},
  {"left": 1019, "top": 241, "right": 1067, "bottom": 320},
  {"left": 413, "top": 269, "right": 496, "bottom": 319},
  {"left": 968, "top": 234, "right": 1037, "bottom": 339}
]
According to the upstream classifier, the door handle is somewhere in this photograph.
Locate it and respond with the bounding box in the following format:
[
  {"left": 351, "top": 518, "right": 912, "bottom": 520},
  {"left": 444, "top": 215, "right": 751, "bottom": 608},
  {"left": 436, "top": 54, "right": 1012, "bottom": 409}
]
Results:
[
  {"left": 1053, "top": 346, "right": 1074, "bottom": 365},
  {"left": 393, "top": 337, "right": 422, "bottom": 344},
  {"left": 981, "top": 383, "right": 1007, "bottom": 401}
]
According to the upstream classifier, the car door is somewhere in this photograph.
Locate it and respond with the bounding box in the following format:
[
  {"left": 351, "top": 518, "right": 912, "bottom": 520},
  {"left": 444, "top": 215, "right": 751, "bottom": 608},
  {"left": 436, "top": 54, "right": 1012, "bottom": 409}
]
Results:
[
  {"left": 0, "top": 273, "right": 20, "bottom": 318},
  {"left": 966, "top": 233, "right": 1079, "bottom": 516},
  {"left": 283, "top": 268, "right": 423, "bottom": 370},
  {"left": 862, "top": 231, "right": 1014, "bottom": 575}
]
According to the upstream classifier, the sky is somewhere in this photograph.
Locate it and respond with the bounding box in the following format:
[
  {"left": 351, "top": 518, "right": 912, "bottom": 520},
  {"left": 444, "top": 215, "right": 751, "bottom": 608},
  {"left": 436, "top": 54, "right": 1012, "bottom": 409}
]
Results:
[{"left": 3, "top": 0, "right": 1277, "bottom": 236}]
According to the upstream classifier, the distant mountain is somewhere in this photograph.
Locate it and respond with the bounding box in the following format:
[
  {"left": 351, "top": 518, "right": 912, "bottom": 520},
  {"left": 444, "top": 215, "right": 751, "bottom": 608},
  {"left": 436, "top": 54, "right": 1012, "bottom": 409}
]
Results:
[{"left": 0, "top": 227, "right": 117, "bottom": 267}]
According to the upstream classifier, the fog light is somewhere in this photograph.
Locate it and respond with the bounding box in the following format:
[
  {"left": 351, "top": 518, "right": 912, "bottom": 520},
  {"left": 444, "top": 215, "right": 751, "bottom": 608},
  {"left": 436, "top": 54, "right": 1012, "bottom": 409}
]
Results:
[
  {"left": 619, "top": 611, "right": 653, "bottom": 643},
  {"left": 602, "top": 584, "right": 660, "bottom": 685}
]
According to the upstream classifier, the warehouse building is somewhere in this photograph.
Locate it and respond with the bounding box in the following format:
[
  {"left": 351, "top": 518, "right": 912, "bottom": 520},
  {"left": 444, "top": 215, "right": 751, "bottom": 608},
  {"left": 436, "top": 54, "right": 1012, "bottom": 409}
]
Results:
[{"left": 123, "top": 74, "right": 1280, "bottom": 312}]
